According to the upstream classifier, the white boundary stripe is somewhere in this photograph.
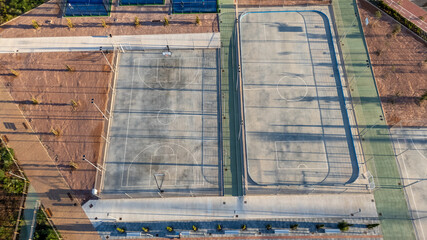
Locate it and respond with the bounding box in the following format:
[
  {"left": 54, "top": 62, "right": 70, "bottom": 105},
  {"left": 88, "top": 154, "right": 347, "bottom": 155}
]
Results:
[{"left": 120, "top": 57, "right": 136, "bottom": 188}]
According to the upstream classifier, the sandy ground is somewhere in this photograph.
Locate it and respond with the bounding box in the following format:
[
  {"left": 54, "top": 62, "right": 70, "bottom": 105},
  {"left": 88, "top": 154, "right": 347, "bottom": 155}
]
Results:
[
  {"left": 237, "top": 0, "right": 330, "bottom": 7},
  {"left": 0, "top": 0, "right": 218, "bottom": 38},
  {"left": 0, "top": 52, "right": 113, "bottom": 201},
  {"left": 359, "top": 0, "right": 427, "bottom": 127}
]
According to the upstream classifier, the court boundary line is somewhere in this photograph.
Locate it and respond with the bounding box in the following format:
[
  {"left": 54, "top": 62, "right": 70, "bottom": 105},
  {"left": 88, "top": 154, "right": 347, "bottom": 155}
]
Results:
[
  {"left": 275, "top": 141, "right": 329, "bottom": 170},
  {"left": 238, "top": 9, "right": 359, "bottom": 187}
]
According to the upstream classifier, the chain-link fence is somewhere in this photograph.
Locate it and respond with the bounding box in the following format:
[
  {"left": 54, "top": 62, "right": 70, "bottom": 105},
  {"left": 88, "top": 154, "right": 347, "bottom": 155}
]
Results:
[
  {"left": 60, "top": 0, "right": 111, "bottom": 17},
  {"left": 172, "top": 0, "right": 218, "bottom": 14},
  {"left": 119, "top": 0, "right": 163, "bottom": 6}
]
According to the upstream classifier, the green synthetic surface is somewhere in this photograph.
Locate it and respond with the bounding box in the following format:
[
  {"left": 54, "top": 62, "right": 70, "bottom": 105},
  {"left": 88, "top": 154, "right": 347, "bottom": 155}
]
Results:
[
  {"left": 218, "top": 1, "right": 243, "bottom": 196},
  {"left": 332, "top": 1, "right": 415, "bottom": 239}
]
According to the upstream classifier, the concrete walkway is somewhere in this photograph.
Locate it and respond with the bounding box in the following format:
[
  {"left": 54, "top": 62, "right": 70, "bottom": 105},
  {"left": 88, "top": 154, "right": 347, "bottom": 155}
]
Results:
[
  {"left": 83, "top": 194, "right": 378, "bottom": 223},
  {"left": 0, "top": 32, "right": 220, "bottom": 53},
  {"left": 0, "top": 82, "right": 100, "bottom": 240}
]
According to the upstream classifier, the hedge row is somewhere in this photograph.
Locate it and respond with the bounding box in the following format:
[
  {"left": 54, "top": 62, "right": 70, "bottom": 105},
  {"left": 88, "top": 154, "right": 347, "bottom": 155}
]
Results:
[{"left": 369, "top": 0, "right": 427, "bottom": 41}]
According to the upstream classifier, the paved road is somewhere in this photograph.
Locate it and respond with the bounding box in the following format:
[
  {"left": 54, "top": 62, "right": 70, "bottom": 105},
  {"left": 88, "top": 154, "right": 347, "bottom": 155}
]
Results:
[
  {"left": 0, "top": 33, "right": 220, "bottom": 53},
  {"left": 384, "top": 0, "right": 427, "bottom": 32}
]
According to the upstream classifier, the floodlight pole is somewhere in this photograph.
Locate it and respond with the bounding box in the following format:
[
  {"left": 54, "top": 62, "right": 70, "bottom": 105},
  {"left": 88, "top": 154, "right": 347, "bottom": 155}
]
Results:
[
  {"left": 8, "top": 171, "right": 26, "bottom": 180},
  {"left": 82, "top": 155, "right": 105, "bottom": 172},
  {"left": 360, "top": 117, "right": 383, "bottom": 137},
  {"left": 99, "top": 47, "right": 115, "bottom": 72},
  {"left": 91, "top": 98, "right": 109, "bottom": 120}
]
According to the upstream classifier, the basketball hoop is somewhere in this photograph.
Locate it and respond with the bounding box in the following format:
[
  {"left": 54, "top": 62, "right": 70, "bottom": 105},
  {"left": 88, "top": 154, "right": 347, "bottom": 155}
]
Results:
[{"left": 153, "top": 173, "right": 165, "bottom": 193}]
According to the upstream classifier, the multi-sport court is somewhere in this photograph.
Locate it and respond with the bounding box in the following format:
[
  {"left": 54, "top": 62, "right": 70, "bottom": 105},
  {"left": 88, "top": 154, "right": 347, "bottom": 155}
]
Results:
[
  {"left": 100, "top": 9, "right": 360, "bottom": 198},
  {"left": 239, "top": 10, "right": 358, "bottom": 192},
  {"left": 102, "top": 49, "right": 222, "bottom": 198}
]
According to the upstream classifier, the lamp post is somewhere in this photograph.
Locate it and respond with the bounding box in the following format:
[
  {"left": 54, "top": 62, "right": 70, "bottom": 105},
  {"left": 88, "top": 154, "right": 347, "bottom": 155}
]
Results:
[
  {"left": 91, "top": 98, "right": 108, "bottom": 120},
  {"left": 82, "top": 155, "right": 105, "bottom": 172}
]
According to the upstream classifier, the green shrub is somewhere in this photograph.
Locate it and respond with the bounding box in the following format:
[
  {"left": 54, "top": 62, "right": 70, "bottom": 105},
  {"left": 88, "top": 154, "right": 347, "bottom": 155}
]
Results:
[
  {"left": 0, "top": 146, "right": 14, "bottom": 170},
  {"left": 101, "top": 19, "right": 107, "bottom": 28},
  {"left": 134, "top": 17, "right": 140, "bottom": 27},
  {"left": 31, "top": 97, "right": 40, "bottom": 105},
  {"left": 375, "top": 10, "right": 382, "bottom": 19},
  {"left": 65, "top": 65, "right": 74, "bottom": 72},
  {"left": 10, "top": 69, "right": 20, "bottom": 77},
  {"left": 392, "top": 24, "right": 401, "bottom": 36},
  {"left": 3, "top": 177, "right": 25, "bottom": 194},
  {"left": 290, "top": 224, "right": 298, "bottom": 230},
  {"left": 337, "top": 221, "right": 353, "bottom": 232},
  {"left": 420, "top": 91, "right": 427, "bottom": 102},
  {"left": 31, "top": 20, "right": 40, "bottom": 29},
  {"left": 316, "top": 224, "right": 325, "bottom": 229},
  {"left": 34, "top": 209, "right": 60, "bottom": 240},
  {"left": 66, "top": 18, "right": 73, "bottom": 29},
  {"left": 196, "top": 15, "right": 201, "bottom": 25},
  {"left": 164, "top": 17, "right": 169, "bottom": 26},
  {"left": 367, "top": 223, "right": 380, "bottom": 229}
]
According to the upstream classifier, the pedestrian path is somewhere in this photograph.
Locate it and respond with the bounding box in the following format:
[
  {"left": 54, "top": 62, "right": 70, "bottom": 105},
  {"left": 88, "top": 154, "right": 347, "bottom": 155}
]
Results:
[{"left": 0, "top": 32, "right": 220, "bottom": 53}]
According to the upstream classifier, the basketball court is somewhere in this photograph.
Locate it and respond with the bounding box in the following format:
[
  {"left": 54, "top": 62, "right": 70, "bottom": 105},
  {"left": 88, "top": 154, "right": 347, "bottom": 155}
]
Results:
[
  {"left": 239, "top": 10, "right": 359, "bottom": 193},
  {"left": 101, "top": 49, "right": 222, "bottom": 198}
]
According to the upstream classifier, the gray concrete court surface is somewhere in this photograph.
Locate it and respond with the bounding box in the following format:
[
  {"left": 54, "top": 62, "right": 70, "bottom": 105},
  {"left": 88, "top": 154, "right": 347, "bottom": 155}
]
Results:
[
  {"left": 391, "top": 123, "right": 427, "bottom": 240},
  {"left": 101, "top": 49, "right": 221, "bottom": 198},
  {"left": 239, "top": 10, "right": 358, "bottom": 193}
]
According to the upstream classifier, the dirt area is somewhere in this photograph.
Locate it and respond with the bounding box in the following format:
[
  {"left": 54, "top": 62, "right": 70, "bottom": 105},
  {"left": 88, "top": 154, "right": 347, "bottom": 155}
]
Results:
[
  {"left": 0, "top": 0, "right": 218, "bottom": 38},
  {"left": 358, "top": 0, "right": 427, "bottom": 127},
  {"left": 238, "top": 0, "right": 330, "bottom": 7},
  {"left": 0, "top": 52, "right": 113, "bottom": 201}
]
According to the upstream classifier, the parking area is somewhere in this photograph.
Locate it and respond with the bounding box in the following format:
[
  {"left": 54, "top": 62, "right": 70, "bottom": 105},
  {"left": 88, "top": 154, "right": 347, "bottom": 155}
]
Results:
[
  {"left": 101, "top": 49, "right": 222, "bottom": 198},
  {"left": 239, "top": 10, "right": 359, "bottom": 193}
]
